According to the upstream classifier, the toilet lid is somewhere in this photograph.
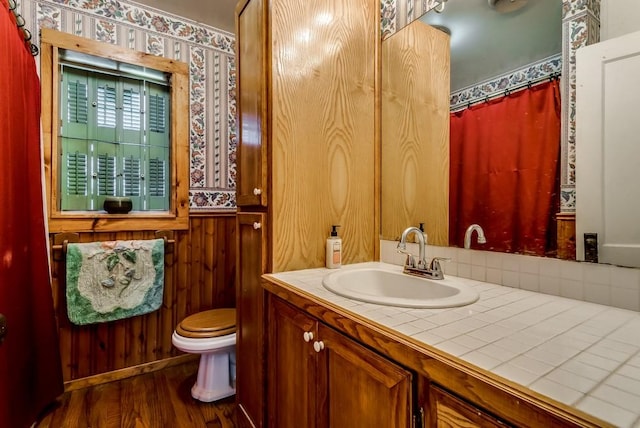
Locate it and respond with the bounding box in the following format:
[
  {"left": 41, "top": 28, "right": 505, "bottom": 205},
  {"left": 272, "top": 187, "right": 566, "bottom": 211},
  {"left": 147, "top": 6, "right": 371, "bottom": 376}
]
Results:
[{"left": 177, "top": 308, "right": 236, "bottom": 339}]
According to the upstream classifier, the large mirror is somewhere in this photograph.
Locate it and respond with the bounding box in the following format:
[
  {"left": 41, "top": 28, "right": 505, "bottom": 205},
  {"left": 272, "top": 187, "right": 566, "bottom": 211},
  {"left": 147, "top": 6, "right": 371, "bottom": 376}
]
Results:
[{"left": 381, "top": 0, "right": 565, "bottom": 257}]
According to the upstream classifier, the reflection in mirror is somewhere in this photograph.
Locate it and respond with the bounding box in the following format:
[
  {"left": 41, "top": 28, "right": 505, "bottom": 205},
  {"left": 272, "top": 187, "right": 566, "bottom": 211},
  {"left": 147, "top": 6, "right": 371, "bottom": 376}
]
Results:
[
  {"left": 449, "top": 78, "right": 561, "bottom": 256},
  {"left": 381, "top": 20, "right": 450, "bottom": 246},
  {"left": 421, "top": 0, "right": 561, "bottom": 93},
  {"left": 381, "top": 0, "right": 564, "bottom": 258}
]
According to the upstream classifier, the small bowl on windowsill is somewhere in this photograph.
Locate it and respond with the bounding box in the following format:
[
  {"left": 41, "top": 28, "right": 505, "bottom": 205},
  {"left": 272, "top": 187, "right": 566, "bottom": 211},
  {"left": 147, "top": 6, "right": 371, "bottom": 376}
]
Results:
[{"left": 103, "top": 197, "right": 133, "bottom": 214}]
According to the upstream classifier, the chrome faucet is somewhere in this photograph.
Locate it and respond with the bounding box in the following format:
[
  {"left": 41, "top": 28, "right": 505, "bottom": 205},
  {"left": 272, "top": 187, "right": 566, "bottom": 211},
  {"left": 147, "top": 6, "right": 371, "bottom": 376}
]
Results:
[
  {"left": 398, "top": 226, "right": 427, "bottom": 268},
  {"left": 397, "top": 226, "right": 447, "bottom": 280},
  {"left": 464, "top": 224, "right": 487, "bottom": 249}
]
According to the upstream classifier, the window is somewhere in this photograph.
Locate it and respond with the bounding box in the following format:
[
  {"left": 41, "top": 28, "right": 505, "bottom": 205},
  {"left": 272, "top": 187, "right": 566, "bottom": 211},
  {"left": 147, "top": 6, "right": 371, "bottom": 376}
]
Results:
[
  {"left": 59, "top": 62, "right": 170, "bottom": 211},
  {"left": 41, "top": 29, "right": 190, "bottom": 232}
]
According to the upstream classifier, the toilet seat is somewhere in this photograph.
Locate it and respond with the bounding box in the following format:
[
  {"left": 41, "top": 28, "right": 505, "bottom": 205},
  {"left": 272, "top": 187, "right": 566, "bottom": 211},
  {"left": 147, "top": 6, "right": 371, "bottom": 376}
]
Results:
[
  {"left": 172, "top": 331, "right": 236, "bottom": 353},
  {"left": 176, "top": 308, "right": 236, "bottom": 339},
  {"left": 171, "top": 308, "right": 237, "bottom": 402}
]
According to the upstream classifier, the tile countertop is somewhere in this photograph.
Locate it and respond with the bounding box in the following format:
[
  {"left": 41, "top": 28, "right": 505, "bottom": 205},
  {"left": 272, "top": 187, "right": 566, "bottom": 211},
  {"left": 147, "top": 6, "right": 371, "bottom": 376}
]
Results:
[{"left": 266, "top": 262, "right": 640, "bottom": 428}]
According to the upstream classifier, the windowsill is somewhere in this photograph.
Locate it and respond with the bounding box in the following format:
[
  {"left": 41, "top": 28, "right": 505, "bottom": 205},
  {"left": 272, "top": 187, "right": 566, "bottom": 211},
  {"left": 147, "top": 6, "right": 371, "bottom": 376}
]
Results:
[
  {"left": 52, "top": 210, "right": 176, "bottom": 217},
  {"left": 48, "top": 210, "right": 188, "bottom": 233}
]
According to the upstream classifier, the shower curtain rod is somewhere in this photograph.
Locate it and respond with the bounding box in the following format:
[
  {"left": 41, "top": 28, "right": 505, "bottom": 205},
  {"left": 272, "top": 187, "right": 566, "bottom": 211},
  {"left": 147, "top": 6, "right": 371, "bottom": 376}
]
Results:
[
  {"left": 6, "top": 0, "right": 38, "bottom": 56},
  {"left": 454, "top": 72, "right": 561, "bottom": 112}
]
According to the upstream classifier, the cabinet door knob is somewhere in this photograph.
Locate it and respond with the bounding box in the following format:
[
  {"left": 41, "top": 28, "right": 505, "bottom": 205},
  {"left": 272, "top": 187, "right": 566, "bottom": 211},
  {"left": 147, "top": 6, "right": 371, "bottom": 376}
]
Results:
[
  {"left": 313, "top": 341, "right": 325, "bottom": 353},
  {"left": 253, "top": 188, "right": 262, "bottom": 196},
  {"left": 253, "top": 222, "right": 262, "bottom": 230},
  {"left": 303, "top": 331, "right": 314, "bottom": 342}
]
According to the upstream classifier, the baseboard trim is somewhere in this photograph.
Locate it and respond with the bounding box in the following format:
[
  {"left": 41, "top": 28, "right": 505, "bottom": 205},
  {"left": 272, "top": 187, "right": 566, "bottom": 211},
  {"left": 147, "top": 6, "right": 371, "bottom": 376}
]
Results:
[{"left": 63, "top": 354, "right": 199, "bottom": 392}]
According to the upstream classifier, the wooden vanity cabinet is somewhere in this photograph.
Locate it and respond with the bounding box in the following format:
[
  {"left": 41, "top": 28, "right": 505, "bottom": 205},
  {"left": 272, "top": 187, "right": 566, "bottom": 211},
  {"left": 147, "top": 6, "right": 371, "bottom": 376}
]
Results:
[
  {"left": 267, "top": 296, "right": 413, "bottom": 428},
  {"left": 267, "top": 296, "right": 318, "bottom": 428},
  {"left": 426, "top": 383, "right": 510, "bottom": 428},
  {"left": 261, "top": 278, "right": 608, "bottom": 428}
]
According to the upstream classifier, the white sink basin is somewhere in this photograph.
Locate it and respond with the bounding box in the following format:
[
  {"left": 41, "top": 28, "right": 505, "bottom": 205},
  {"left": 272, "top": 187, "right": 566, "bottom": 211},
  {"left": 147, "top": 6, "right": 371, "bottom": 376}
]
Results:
[{"left": 322, "top": 263, "right": 479, "bottom": 308}]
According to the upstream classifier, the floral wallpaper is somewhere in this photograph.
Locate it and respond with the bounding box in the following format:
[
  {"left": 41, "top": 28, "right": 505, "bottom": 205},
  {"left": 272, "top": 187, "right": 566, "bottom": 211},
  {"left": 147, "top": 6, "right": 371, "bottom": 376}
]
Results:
[
  {"left": 560, "top": 0, "right": 600, "bottom": 212},
  {"left": 18, "top": 0, "right": 600, "bottom": 213},
  {"left": 381, "top": 0, "right": 441, "bottom": 39},
  {"left": 21, "top": 0, "right": 237, "bottom": 210},
  {"left": 450, "top": 55, "right": 562, "bottom": 112}
]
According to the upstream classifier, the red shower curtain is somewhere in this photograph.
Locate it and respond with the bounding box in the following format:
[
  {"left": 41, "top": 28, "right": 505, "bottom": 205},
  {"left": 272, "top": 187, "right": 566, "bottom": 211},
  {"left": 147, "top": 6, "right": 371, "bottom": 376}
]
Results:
[
  {"left": 449, "top": 80, "right": 561, "bottom": 256},
  {"left": 0, "top": 1, "right": 63, "bottom": 426}
]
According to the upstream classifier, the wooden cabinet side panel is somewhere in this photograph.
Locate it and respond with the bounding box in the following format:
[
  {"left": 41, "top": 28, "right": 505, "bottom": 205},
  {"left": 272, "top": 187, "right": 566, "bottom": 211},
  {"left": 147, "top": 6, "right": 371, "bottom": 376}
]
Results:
[
  {"left": 270, "top": 0, "right": 378, "bottom": 271},
  {"left": 316, "top": 324, "right": 413, "bottom": 428},
  {"left": 236, "top": 213, "right": 267, "bottom": 428}
]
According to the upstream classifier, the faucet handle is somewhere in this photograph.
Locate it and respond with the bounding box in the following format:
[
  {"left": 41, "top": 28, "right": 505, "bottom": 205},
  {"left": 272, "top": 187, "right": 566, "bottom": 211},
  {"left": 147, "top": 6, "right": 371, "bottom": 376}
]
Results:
[
  {"left": 405, "top": 254, "right": 416, "bottom": 268},
  {"left": 397, "top": 247, "right": 416, "bottom": 268},
  {"left": 429, "top": 257, "right": 451, "bottom": 272}
]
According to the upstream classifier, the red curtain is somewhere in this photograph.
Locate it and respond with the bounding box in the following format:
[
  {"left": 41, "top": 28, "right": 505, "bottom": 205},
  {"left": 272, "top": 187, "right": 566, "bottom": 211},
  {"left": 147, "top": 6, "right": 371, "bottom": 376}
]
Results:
[
  {"left": 0, "top": 1, "right": 63, "bottom": 426},
  {"left": 449, "top": 80, "right": 561, "bottom": 256}
]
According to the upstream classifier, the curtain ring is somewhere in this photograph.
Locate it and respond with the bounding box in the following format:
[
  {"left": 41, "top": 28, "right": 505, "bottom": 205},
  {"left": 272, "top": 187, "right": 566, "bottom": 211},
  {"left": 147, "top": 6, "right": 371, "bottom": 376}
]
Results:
[
  {"left": 23, "top": 28, "right": 32, "bottom": 42},
  {"left": 8, "top": 0, "right": 17, "bottom": 10},
  {"left": 15, "top": 14, "right": 25, "bottom": 27}
]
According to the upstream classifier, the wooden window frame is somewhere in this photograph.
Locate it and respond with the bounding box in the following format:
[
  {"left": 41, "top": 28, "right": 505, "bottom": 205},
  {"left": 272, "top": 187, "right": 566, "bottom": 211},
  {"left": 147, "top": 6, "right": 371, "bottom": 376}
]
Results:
[{"left": 41, "top": 29, "right": 189, "bottom": 232}]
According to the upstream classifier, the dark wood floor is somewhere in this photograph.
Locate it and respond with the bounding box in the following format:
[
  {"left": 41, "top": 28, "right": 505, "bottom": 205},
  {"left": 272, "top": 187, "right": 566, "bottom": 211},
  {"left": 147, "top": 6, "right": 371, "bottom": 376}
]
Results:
[{"left": 36, "top": 362, "right": 237, "bottom": 428}]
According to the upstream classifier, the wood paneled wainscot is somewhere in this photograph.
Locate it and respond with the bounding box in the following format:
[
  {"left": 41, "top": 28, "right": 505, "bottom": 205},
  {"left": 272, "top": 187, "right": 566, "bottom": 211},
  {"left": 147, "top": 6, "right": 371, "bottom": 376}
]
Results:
[{"left": 49, "top": 214, "right": 236, "bottom": 388}]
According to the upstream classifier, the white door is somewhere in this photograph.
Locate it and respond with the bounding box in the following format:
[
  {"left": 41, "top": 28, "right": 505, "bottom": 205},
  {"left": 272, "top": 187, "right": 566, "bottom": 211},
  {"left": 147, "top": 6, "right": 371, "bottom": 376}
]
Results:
[{"left": 576, "top": 30, "right": 640, "bottom": 268}]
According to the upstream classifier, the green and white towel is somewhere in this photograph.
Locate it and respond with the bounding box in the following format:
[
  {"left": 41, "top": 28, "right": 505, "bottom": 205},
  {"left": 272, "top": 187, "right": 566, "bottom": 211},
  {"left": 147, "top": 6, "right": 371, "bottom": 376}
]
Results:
[{"left": 65, "top": 239, "right": 165, "bottom": 325}]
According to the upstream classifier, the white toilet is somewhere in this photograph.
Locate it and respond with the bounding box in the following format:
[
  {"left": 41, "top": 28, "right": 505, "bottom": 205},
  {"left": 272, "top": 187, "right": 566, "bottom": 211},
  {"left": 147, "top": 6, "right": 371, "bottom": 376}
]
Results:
[{"left": 171, "top": 308, "right": 237, "bottom": 402}]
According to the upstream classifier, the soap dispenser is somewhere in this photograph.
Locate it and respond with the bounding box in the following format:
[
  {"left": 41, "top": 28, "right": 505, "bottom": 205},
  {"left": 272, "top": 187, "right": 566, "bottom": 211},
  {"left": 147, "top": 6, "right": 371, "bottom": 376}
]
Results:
[{"left": 326, "top": 225, "right": 342, "bottom": 269}]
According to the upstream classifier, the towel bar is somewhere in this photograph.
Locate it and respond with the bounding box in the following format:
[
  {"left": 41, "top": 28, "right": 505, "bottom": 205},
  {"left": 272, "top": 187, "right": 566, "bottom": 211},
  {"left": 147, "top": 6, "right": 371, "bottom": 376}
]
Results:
[{"left": 52, "top": 230, "right": 175, "bottom": 260}]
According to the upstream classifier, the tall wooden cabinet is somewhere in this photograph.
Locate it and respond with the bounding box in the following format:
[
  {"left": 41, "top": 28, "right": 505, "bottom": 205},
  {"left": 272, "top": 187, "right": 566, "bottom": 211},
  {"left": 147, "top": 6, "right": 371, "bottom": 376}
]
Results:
[
  {"left": 236, "top": 1, "right": 268, "bottom": 426},
  {"left": 235, "top": 0, "right": 379, "bottom": 426}
]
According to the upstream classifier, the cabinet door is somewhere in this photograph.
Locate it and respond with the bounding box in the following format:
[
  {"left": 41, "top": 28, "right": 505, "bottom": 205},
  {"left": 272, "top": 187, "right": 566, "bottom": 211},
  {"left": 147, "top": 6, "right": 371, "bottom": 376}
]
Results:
[
  {"left": 236, "top": 0, "right": 268, "bottom": 207},
  {"left": 236, "top": 212, "right": 267, "bottom": 428},
  {"left": 316, "top": 324, "right": 413, "bottom": 428},
  {"left": 267, "top": 297, "right": 318, "bottom": 428},
  {"left": 429, "top": 385, "right": 508, "bottom": 428}
]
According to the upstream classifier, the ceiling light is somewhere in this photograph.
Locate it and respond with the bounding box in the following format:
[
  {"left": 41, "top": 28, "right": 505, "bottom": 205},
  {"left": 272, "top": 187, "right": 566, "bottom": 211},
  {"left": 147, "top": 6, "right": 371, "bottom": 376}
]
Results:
[
  {"left": 432, "top": 25, "right": 451, "bottom": 36},
  {"left": 488, "top": 0, "right": 528, "bottom": 14},
  {"left": 434, "top": 0, "right": 446, "bottom": 14}
]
